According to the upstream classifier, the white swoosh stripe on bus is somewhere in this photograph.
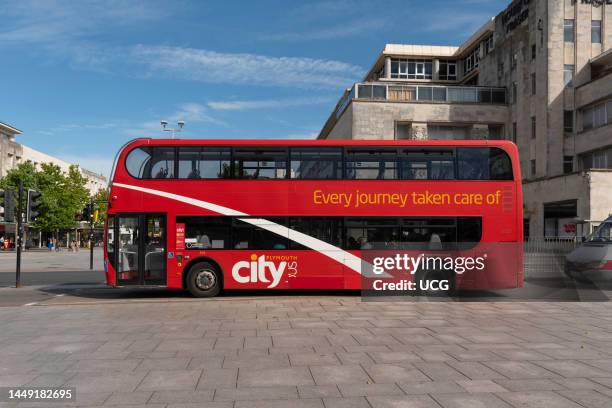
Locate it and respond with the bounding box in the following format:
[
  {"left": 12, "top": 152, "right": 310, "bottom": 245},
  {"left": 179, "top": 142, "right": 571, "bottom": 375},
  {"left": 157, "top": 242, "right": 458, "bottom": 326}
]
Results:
[{"left": 113, "top": 182, "right": 366, "bottom": 275}]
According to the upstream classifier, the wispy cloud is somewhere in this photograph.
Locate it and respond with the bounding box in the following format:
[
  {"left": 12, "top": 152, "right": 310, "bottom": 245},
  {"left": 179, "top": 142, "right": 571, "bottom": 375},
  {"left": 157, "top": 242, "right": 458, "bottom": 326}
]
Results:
[
  {"left": 169, "top": 103, "right": 221, "bottom": 124},
  {"left": 1, "top": 1, "right": 363, "bottom": 89},
  {"left": 0, "top": 0, "right": 168, "bottom": 44},
  {"left": 207, "top": 96, "right": 333, "bottom": 111},
  {"left": 37, "top": 122, "right": 120, "bottom": 136},
  {"left": 127, "top": 45, "right": 362, "bottom": 89},
  {"left": 124, "top": 102, "right": 224, "bottom": 138},
  {"left": 9, "top": 41, "right": 363, "bottom": 90}
]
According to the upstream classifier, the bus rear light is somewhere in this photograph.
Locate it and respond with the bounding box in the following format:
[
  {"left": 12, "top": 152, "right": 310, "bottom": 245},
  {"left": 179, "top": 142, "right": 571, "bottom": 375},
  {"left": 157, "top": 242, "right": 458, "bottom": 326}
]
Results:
[{"left": 501, "top": 185, "right": 513, "bottom": 213}]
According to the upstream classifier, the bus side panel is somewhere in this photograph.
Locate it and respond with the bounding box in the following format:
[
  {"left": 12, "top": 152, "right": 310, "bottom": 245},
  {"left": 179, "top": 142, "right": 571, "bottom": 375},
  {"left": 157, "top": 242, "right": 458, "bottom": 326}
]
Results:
[{"left": 175, "top": 250, "right": 345, "bottom": 290}]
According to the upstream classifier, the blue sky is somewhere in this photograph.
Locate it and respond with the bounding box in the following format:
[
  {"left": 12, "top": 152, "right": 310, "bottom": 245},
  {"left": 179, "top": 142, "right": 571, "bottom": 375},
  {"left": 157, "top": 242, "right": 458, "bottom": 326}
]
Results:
[{"left": 1, "top": 0, "right": 508, "bottom": 177}]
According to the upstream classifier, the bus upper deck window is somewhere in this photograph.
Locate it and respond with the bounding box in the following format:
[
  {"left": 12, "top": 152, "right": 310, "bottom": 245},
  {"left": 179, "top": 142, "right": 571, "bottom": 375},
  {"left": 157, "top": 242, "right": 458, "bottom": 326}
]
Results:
[
  {"left": 125, "top": 146, "right": 176, "bottom": 179},
  {"left": 125, "top": 147, "right": 152, "bottom": 179},
  {"left": 457, "top": 147, "right": 513, "bottom": 180},
  {"left": 150, "top": 148, "right": 175, "bottom": 179}
]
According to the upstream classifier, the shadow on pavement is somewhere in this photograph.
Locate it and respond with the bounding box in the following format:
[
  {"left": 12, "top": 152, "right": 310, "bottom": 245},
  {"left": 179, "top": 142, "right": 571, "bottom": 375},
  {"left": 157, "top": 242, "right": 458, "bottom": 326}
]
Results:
[
  {"left": 26, "top": 275, "right": 612, "bottom": 305},
  {"left": 36, "top": 285, "right": 363, "bottom": 303}
]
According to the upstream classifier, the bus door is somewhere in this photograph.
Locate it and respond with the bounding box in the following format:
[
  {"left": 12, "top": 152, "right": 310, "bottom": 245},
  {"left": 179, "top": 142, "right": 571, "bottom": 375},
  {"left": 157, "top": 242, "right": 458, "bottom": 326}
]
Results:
[{"left": 115, "top": 214, "right": 167, "bottom": 285}]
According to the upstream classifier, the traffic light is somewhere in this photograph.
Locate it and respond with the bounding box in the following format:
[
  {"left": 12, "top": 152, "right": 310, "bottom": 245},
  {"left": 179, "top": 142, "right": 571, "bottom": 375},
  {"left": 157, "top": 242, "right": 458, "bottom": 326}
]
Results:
[
  {"left": 27, "top": 190, "right": 42, "bottom": 223},
  {"left": 82, "top": 203, "right": 93, "bottom": 223},
  {"left": 0, "top": 189, "right": 15, "bottom": 222}
]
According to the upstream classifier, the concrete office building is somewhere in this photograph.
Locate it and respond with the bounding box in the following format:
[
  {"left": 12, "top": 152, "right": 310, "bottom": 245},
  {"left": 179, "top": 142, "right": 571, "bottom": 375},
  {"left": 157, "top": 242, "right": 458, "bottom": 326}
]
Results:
[
  {"left": 0, "top": 121, "right": 107, "bottom": 194},
  {"left": 319, "top": 0, "right": 612, "bottom": 238}
]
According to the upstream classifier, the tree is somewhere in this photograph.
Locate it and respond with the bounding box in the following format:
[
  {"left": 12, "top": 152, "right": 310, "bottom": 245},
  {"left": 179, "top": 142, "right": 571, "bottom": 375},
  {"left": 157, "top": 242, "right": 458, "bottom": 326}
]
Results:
[
  {"left": 66, "top": 165, "right": 90, "bottom": 215},
  {"left": 0, "top": 162, "right": 92, "bottom": 236},
  {"left": 92, "top": 188, "right": 109, "bottom": 227},
  {"left": 0, "top": 162, "right": 38, "bottom": 217},
  {"left": 0, "top": 161, "right": 38, "bottom": 196},
  {"left": 32, "top": 164, "right": 89, "bottom": 233}
]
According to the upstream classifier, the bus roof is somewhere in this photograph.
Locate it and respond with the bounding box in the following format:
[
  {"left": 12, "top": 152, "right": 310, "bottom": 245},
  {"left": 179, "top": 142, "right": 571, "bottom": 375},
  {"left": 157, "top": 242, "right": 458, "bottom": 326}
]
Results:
[{"left": 124, "top": 138, "right": 517, "bottom": 148}]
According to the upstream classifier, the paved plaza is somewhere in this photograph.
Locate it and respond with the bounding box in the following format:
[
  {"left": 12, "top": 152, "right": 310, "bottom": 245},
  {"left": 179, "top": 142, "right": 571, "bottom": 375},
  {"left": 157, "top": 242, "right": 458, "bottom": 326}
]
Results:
[
  {"left": 0, "top": 248, "right": 104, "bottom": 274},
  {"left": 2, "top": 292, "right": 612, "bottom": 408}
]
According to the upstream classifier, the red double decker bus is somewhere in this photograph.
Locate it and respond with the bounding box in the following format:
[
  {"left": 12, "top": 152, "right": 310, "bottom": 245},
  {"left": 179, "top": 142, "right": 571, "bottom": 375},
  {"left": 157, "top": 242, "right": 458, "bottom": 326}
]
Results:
[{"left": 104, "top": 139, "right": 523, "bottom": 297}]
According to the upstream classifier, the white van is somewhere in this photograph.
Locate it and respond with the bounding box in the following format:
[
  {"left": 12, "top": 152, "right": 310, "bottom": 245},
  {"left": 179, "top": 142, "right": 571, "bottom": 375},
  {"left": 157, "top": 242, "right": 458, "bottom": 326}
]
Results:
[{"left": 565, "top": 216, "right": 612, "bottom": 283}]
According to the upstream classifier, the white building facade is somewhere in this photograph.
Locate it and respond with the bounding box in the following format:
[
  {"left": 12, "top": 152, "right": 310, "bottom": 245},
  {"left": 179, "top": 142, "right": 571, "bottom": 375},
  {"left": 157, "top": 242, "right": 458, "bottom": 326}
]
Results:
[{"left": 0, "top": 121, "right": 106, "bottom": 193}]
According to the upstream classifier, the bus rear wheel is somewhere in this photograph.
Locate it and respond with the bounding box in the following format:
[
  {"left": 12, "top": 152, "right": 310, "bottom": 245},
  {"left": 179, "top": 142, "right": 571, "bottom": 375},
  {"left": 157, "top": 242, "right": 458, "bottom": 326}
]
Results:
[{"left": 187, "top": 261, "right": 222, "bottom": 298}]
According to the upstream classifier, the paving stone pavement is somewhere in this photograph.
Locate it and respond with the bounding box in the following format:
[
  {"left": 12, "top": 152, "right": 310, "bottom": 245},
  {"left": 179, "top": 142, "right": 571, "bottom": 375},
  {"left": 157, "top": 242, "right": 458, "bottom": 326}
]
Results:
[{"left": 1, "top": 297, "right": 612, "bottom": 407}]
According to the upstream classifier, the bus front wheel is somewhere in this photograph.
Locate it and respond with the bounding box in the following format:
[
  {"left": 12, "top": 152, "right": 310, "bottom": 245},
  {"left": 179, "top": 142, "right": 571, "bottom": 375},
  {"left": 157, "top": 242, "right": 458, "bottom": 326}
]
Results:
[{"left": 187, "top": 262, "right": 222, "bottom": 298}]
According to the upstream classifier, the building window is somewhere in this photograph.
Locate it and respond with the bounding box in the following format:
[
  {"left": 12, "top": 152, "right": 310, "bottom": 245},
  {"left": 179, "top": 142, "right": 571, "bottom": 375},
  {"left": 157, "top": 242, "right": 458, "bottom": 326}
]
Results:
[
  {"left": 564, "top": 19, "right": 574, "bottom": 43},
  {"left": 530, "top": 159, "right": 536, "bottom": 177},
  {"left": 582, "top": 106, "right": 593, "bottom": 131},
  {"left": 531, "top": 73, "right": 536, "bottom": 95},
  {"left": 483, "top": 36, "right": 494, "bottom": 55},
  {"left": 523, "top": 219, "right": 530, "bottom": 240},
  {"left": 390, "top": 59, "right": 433, "bottom": 79},
  {"left": 427, "top": 125, "right": 469, "bottom": 140},
  {"left": 564, "top": 156, "right": 573, "bottom": 174},
  {"left": 488, "top": 125, "right": 504, "bottom": 140},
  {"left": 581, "top": 100, "right": 611, "bottom": 132},
  {"left": 564, "top": 64, "right": 574, "bottom": 86},
  {"left": 396, "top": 122, "right": 411, "bottom": 140},
  {"left": 531, "top": 116, "right": 536, "bottom": 139},
  {"left": 531, "top": 44, "right": 536, "bottom": 61},
  {"left": 592, "top": 20, "right": 602, "bottom": 44},
  {"left": 439, "top": 60, "right": 457, "bottom": 81},
  {"left": 544, "top": 201, "right": 577, "bottom": 238},
  {"left": 512, "top": 122, "right": 517, "bottom": 143},
  {"left": 563, "top": 110, "right": 573, "bottom": 134},
  {"left": 464, "top": 46, "right": 480, "bottom": 75},
  {"left": 580, "top": 147, "right": 612, "bottom": 170},
  {"left": 512, "top": 82, "right": 517, "bottom": 104}
]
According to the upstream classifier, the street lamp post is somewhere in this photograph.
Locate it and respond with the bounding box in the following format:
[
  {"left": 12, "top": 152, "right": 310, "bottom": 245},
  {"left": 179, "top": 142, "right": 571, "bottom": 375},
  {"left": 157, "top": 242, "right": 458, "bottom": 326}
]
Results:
[{"left": 160, "top": 120, "right": 185, "bottom": 139}]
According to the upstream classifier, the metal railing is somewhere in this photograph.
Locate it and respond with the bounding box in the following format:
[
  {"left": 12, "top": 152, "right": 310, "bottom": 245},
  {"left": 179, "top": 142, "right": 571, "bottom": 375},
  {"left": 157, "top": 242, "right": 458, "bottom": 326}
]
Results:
[
  {"left": 356, "top": 83, "right": 507, "bottom": 104},
  {"left": 523, "top": 237, "right": 581, "bottom": 279},
  {"left": 334, "top": 82, "right": 507, "bottom": 120}
]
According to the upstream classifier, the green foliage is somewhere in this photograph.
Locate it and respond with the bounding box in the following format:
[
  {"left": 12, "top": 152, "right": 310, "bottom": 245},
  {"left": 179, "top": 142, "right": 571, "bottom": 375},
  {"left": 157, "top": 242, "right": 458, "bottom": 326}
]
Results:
[
  {"left": 0, "top": 162, "right": 92, "bottom": 232},
  {"left": 92, "top": 188, "right": 109, "bottom": 227},
  {"left": 0, "top": 162, "right": 38, "bottom": 211},
  {"left": 0, "top": 161, "right": 37, "bottom": 192}
]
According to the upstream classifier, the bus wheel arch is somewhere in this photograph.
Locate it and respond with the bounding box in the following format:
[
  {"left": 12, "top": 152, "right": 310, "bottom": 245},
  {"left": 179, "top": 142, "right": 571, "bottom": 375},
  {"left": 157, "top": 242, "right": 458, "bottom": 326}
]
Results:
[{"left": 183, "top": 257, "right": 223, "bottom": 297}]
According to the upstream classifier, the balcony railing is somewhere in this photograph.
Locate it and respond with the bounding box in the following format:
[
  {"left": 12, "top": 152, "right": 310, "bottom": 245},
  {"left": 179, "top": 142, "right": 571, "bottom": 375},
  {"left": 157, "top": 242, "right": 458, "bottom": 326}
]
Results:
[{"left": 335, "top": 83, "right": 506, "bottom": 119}]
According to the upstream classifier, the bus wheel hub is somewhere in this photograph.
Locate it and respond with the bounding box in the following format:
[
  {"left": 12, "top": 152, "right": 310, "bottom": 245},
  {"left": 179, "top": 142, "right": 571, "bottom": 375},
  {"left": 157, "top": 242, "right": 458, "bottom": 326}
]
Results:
[{"left": 195, "top": 270, "right": 216, "bottom": 290}]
